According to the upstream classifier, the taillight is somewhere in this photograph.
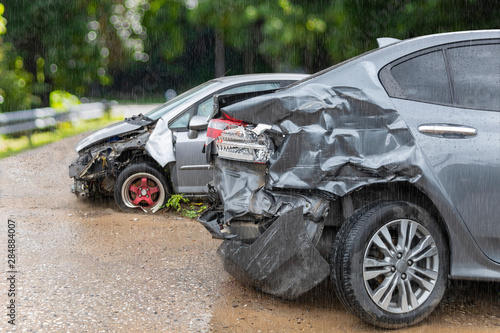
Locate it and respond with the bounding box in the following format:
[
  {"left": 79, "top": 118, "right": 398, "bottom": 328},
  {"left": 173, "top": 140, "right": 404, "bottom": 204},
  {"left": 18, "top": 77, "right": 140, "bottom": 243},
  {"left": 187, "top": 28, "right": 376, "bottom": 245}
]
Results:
[
  {"left": 206, "top": 118, "right": 245, "bottom": 141},
  {"left": 206, "top": 117, "right": 274, "bottom": 164},
  {"left": 216, "top": 126, "right": 274, "bottom": 163}
]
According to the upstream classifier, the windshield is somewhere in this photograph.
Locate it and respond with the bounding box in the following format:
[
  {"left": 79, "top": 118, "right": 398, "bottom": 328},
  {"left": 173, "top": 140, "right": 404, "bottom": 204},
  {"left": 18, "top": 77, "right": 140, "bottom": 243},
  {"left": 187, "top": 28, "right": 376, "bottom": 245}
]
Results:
[{"left": 145, "top": 80, "right": 221, "bottom": 120}]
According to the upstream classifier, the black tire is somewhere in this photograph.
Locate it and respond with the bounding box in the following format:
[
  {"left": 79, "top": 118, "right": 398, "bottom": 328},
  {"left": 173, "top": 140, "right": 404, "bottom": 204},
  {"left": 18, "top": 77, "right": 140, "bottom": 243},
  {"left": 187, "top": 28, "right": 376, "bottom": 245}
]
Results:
[
  {"left": 114, "top": 163, "right": 169, "bottom": 213},
  {"left": 330, "top": 201, "right": 448, "bottom": 328}
]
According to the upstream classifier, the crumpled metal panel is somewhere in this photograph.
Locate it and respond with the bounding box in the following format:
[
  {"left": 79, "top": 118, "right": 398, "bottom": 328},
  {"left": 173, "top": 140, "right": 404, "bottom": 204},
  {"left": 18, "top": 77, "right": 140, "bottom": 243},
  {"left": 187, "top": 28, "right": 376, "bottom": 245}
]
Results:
[
  {"left": 214, "top": 158, "right": 330, "bottom": 223},
  {"left": 70, "top": 131, "right": 151, "bottom": 179},
  {"left": 75, "top": 121, "right": 141, "bottom": 152},
  {"left": 209, "top": 60, "right": 427, "bottom": 299},
  {"left": 145, "top": 117, "right": 176, "bottom": 167},
  {"left": 219, "top": 62, "right": 422, "bottom": 197},
  {"left": 217, "top": 207, "right": 330, "bottom": 300}
]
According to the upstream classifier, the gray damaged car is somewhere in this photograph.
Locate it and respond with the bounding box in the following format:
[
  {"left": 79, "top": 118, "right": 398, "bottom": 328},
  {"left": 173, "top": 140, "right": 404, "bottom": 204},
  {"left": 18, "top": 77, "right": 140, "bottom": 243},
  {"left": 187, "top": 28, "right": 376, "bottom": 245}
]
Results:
[
  {"left": 198, "top": 30, "right": 500, "bottom": 328},
  {"left": 68, "top": 74, "right": 307, "bottom": 212}
]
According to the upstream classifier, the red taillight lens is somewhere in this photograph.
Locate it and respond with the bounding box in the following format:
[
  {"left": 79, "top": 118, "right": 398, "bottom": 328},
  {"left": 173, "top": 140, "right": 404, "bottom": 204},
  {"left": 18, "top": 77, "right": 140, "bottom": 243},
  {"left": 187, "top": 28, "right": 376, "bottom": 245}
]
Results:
[{"left": 206, "top": 118, "right": 246, "bottom": 140}]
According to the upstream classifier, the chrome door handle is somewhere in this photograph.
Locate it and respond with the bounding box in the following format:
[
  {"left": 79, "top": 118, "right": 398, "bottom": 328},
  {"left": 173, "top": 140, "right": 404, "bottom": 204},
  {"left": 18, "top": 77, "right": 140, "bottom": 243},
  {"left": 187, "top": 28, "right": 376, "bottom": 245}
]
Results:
[
  {"left": 418, "top": 124, "right": 478, "bottom": 138},
  {"left": 179, "top": 165, "right": 213, "bottom": 170}
]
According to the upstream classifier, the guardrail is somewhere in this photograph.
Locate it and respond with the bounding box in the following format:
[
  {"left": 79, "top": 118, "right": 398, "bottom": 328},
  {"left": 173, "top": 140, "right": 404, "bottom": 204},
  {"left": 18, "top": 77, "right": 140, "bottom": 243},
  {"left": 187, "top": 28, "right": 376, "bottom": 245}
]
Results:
[{"left": 0, "top": 102, "right": 109, "bottom": 136}]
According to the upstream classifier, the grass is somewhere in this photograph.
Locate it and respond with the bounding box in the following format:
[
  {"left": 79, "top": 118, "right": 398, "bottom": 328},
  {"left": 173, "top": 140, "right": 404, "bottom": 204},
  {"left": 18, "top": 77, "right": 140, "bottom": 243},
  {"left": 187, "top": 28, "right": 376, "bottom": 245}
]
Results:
[
  {"left": 163, "top": 194, "right": 208, "bottom": 219},
  {"left": 0, "top": 116, "right": 123, "bottom": 159}
]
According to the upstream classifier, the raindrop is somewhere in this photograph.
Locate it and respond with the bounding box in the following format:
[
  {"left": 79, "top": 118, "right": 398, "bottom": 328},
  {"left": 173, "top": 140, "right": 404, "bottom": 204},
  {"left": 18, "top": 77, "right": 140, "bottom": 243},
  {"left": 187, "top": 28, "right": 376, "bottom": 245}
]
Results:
[
  {"left": 133, "top": 43, "right": 143, "bottom": 52},
  {"left": 87, "top": 31, "right": 97, "bottom": 42},
  {"left": 140, "top": 53, "right": 149, "bottom": 62},
  {"left": 100, "top": 48, "right": 110, "bottom": 57},
  {"left": 87, "top": 20, "right": 100, "bottom": 30},
  {"left": 271, "top": 18, "right": 283, "bottom": 30},
  {"left": 119, "top": 29, "right": 131, "bottom": 39},
  {"left": 14, "top": 58, "right": 23, "bottom": 69},
  {"left": 113, "top": 4, "right": 125, "bottom": 14},
  {"left": 185, "top": 0, "right": 198, "bottom": 10}
]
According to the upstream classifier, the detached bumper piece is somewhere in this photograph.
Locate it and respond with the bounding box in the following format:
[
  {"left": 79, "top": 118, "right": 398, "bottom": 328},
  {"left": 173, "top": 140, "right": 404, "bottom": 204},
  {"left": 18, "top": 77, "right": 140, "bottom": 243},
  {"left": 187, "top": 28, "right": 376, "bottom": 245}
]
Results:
[
  {"left": 217, "top": 207, "right": 330, "bottom": 300},
  {"left": 198, "top": 209, "right": 236, "bottom": 240}
]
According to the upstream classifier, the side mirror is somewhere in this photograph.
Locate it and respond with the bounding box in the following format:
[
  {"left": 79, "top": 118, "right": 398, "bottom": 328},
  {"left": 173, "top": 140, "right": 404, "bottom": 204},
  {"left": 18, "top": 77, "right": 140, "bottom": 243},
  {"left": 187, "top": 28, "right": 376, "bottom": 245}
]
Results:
[
  {"left": 189, "top": 115, "right": 209, "bottom": 131},
  {"left": 188, "top": 115, "right": 209, "bottom": 139}
]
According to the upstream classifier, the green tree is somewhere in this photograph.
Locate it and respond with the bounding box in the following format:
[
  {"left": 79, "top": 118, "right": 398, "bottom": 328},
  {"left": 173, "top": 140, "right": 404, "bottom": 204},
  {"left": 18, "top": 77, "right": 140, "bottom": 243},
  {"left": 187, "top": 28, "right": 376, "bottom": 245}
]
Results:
[
  {"left": 2, "top": 0, "right": 499, "bottom": 106},
  {"left": 187, "top": 0, "right": 334, "bottom": 74},
  {"left": 3, "top": 0, "right": 100, "bottom": 104},
  {"left": 2, "top": 0, "right": 152, "bottom": 103},
  {"left": 327, "top": 0, "right": 500, "bottom": 62},
  {"left": 255, "top": 0, "right": 331, "bottom": 73},
  {"left": 0, "top": 2, "right": 34, "bottom": 112}
]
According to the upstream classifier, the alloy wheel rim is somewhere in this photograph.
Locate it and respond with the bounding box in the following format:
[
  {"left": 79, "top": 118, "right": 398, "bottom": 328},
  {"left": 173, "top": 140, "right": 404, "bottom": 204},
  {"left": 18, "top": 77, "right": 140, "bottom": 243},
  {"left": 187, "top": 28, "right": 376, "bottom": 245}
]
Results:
[
  {"left": 121, "top": 172, "right": 164, "bottom": 209},
  {"left": 362, "top": 219, "right": 439, "bottom": 314}
]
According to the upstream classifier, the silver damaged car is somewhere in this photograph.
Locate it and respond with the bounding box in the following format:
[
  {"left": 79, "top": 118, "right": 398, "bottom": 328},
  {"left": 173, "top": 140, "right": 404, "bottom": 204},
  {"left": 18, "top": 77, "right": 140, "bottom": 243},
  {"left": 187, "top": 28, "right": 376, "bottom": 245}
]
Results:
[
  {"left": 198, "top": 30, "right": 500, "bottom": 328},
  {"left": 69, "top": 74, "right": 307, "bottom": 212}
]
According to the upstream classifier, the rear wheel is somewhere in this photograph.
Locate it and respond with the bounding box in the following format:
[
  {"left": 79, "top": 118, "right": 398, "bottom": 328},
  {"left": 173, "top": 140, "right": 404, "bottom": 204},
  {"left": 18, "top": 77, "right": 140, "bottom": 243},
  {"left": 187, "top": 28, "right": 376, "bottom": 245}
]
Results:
[
  {"left": 114, "top": 163, "right": 169, "bottom": 213},
  {"left": 330, "top": 201, "right": 448, "bottom": 328}
]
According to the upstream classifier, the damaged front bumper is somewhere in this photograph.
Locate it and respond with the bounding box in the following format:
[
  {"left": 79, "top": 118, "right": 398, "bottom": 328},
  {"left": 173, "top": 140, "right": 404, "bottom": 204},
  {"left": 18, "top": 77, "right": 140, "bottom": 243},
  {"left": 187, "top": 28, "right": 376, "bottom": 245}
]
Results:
[
  {"left": 199, "top": 207, "right": 330, "bottom": 299},
  {"left": 69, "top": 130, "right": 151, "bottom": 198}
]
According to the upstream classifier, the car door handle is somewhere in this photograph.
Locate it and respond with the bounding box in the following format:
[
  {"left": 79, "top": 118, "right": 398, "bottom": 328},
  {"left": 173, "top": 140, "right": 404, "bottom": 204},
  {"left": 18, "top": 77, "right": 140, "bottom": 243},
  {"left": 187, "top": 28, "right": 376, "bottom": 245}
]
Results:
[
  {"left": 418, "top": 124, "right": 478, "bottom": 138},
  {"left": 179, "top": 165, "right": 213, "bottom": 170}
]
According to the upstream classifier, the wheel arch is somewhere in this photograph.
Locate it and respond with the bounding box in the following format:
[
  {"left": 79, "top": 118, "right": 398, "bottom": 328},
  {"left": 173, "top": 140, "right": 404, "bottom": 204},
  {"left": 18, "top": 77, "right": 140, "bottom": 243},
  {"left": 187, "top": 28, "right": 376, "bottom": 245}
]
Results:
[
  {"left": 115, "top": 149, "right": 173, "bottom": 192},
  {"left": 332, "top": 181, "right": 451, "bottom": 262}
]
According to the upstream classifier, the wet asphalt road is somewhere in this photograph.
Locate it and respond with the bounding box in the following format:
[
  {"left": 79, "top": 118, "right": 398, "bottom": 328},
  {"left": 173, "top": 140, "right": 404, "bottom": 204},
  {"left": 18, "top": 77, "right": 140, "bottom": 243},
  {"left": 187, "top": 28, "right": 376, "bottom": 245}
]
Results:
[{"left": 0, "top": 113, "right": 499, "bottom": 332}]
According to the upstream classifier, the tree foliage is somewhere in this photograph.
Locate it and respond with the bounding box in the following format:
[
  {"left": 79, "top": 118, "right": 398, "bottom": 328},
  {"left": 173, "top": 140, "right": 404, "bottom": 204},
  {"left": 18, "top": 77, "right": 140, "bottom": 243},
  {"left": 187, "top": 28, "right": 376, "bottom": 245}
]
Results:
[
  {"left": 0, "top": 3, "right": 34, "bottom": 112},
  {"left": 0, "top": 0, "right": 499, "bottom": 111}
]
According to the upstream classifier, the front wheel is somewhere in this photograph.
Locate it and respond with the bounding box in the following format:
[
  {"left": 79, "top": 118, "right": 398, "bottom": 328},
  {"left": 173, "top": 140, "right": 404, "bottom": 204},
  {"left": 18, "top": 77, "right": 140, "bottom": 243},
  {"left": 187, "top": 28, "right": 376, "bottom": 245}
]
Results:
[
  {"left": 330, "top": 201, "right": 448, "bottom": 328},
  {"left": 114, "top": 163, "right": 169, "bottom": 213}
]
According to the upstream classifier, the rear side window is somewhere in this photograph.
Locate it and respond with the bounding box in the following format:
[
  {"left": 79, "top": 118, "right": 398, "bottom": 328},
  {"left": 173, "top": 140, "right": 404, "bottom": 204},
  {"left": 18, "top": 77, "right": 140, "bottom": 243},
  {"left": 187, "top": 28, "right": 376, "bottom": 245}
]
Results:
[
  {"left": 381, "top": 40, "right": 500, "bottom": 111},
  {"left": 390, "top": 51, "right": 451, "bottom": 104},
  {"left": 447, "top": 44, "right": 500, "bottom": 111}
]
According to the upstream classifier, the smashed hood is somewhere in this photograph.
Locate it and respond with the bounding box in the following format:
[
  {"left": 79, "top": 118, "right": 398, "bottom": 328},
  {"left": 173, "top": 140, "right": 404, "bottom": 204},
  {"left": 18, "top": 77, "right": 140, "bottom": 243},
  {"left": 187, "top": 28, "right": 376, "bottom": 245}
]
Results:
[
  {"left": 219, "top": 61, "right": 423, "bottom": 197},
  {"left": 75, "top": 114, "right": 154, "bottom": 152},
  {"left": 75, "top": 121, "right": 142, "bottom": 152}
]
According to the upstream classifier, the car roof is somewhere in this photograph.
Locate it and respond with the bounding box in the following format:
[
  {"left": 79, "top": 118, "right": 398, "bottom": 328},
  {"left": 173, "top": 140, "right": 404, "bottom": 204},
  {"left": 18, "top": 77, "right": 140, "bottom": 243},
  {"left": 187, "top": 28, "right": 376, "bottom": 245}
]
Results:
[
  {"left": 211, "top": 73, "right": 309, "bottom": 84},
  {"left": 294, "top": 30, "right": 500, "bottom": 86},
  {"left": 380, "top": 29, "right": 500, "bottom": 53}
]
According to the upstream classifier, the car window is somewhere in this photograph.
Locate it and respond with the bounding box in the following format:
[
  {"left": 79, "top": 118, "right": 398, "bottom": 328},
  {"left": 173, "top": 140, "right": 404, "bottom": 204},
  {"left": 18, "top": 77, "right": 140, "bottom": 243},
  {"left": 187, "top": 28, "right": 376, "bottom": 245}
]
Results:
[
  {"left": 390, "top": 50, "right": 451, "bottom": 104},
  {"left": 169, "top": 82, "right": 282, "bottom": 130},
  {"left": 169, "top": 107, "right": 195, "bottom": 130},
  {"left": 145, "top": 81, "right": 219, "bottom": 120},
  {"left": 448, "top": 43, "right": 500, "bottom": 111},
  {"left": 196, "top": 82, "right": 281, "bottom": 117}
]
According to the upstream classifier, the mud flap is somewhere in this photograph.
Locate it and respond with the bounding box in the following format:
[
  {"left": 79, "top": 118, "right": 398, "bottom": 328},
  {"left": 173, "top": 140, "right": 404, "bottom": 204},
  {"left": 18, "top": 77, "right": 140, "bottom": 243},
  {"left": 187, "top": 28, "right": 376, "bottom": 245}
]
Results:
[{"left": 217, "top": 207, "right": 330, "bottom": 300}]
